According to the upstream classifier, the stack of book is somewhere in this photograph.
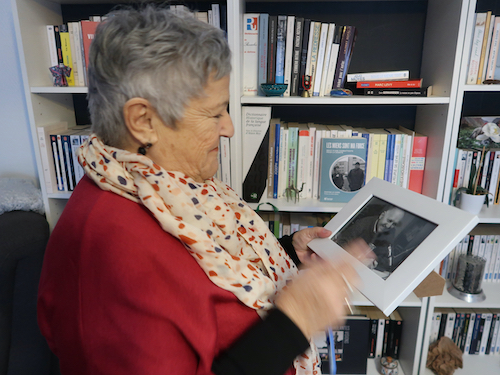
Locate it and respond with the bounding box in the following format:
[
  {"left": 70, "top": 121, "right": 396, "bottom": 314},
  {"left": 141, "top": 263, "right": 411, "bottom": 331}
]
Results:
[
  {"left": 243, "top": 13, "right": 357, "bottom": 97},
  {"left": 466, "top": 10, "right": 500, "bottom": 85},
  {"left": 440, "top": 233, "right": 500, "bottom": 285},
  {"left": 346, "top": 72, "right": 431, "bottom": 97},
  {"left": 45, "top": 4, "right": 225, "bottom": 87},
  {"left": 241, "top": 106, "right": 428, "bottom": 203},
  {"left": 430, "top": 308, "right": 500, "bottom": 356}
]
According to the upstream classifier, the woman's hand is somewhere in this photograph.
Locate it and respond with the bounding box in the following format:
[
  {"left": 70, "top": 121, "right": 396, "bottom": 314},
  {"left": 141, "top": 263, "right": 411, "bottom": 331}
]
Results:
[
  {"left": 275, "top": 239, "right": 371, "bottom": 340},
  {"left": 291, "top": 227, "right": 332, "bottom": 265}
]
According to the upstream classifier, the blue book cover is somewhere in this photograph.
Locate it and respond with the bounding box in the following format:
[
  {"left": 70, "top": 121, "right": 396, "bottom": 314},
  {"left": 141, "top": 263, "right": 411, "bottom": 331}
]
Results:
[
  {"left": 320, "top": 137, "right": 367, "bottom": 202},
  {"left": 273, "top": 121, "right": 280, "bottom": 198},
  {"left": 258, "top": 14, "right": 269, "bottom": 95},
  {"left": 275, "top": 15, "right": 287, "bottom": 84},
  {"left": 384, "top": 134, "right": 394, "bottom": 182}
]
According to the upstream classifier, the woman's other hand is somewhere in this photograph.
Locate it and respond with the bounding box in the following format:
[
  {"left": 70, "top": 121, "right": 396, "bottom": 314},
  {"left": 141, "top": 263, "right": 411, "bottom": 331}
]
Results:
[
  {"left": 291, "top": 227, "right": 332, "bottom": 265},
  {"left": 275, "top": 240, "right": 371, "bottom": 340}
]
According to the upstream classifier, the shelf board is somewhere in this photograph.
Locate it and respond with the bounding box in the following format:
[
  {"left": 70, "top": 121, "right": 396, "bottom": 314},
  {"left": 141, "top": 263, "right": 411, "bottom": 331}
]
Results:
[
  {"left": 422, "top": 353, "right": 500, "bottom": 375},
  {"left": 477, "top": 204, "right": 500, "bottom": 224},
  {"left": 241, "top": 95, "right": 450, "bottom": 105},
  {"left": 433, "top": 282, "right": 500, "bottom": 309},
  {"left": 31, "top": 86, "right": 88, "bottom": 94},
  {"left": 248, "top": 198, "right": 345, "bottom": 213},
  {"left": 47, "top": 192, "right": 72, "bottom": 199},
  {"left": 462, "top": 84, "right": 500, "bottom": 92}
]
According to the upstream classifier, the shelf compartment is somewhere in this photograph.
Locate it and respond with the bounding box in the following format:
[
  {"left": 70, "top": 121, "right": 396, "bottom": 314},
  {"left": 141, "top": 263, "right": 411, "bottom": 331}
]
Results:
[{"left": 241, "top": 96, "right": 450, "bottom": 105}]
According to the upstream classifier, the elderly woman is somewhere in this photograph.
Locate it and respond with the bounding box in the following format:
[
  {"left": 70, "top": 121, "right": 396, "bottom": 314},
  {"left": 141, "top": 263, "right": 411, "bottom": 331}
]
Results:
[{"left": 37, "top": 5, "right": 366, "bottom": 375}]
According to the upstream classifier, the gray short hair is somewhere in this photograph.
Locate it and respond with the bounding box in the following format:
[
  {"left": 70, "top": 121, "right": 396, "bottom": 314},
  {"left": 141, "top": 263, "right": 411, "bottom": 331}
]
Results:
[{"left": 87, "top": 4, "right": 232, "bottom": 147}]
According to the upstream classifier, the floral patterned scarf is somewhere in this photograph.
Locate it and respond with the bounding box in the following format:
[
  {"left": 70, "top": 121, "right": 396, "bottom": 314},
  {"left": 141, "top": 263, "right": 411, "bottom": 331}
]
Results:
[{"left": 78, "top": 134, "right": 320, "bottom": 374}]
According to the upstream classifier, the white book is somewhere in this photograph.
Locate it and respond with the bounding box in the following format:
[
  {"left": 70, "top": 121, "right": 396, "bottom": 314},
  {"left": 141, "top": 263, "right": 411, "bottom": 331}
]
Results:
[
  {"left": 464, "top": 312, "right": 476, "bottom": 354},
  {"left": 485, "top": 235, "right": 496, "bottom": 281},
  {"left": 278, "top": 124, "right": 288, "bottom": 198},
  {"left": 486, "top": 17, "right": 500, "bottom": 80},
  {"left": 493, "top": 315, "right": 500, "bottom": 354},
  {"left": 487, "top": 151, "right": 500, "bottom": 205},
  {"left": 67, "top": 22, "right": 80, "bottom": 87},
  {"left": 444, "top": 311, "right": 457, "bottom": 339},
  {"left": 305, "top": 124, "right": 316, "bottom": 198},
  {"left": 211, "top": 4, "right": 220, "bottom": 29},
  {"left": 467, "top": 12, "right": 487, "bottom": 85},
  {"left": 56, "top": 134, "right": 69, "bottom": 192},
  {"left": 70, "top": 133, "right": 84, "bottom": 182},
  {"left": 312, "top": 23, "right": 329, "bottom": 96},
  {"left": 492, "top": 235, "right": 500, "bottom": 282},
  {"left": 36, "top": 122, "right": 68, "bottom": 194},
  {"left": 324, "top": 28, "right": 341, "bottom": 97},
  {"left": 296, "top": 124, "right": 310, "bottom": 198},
  {"left": 489, "top": 315, "right": 500, "bottom": 354},
  {"left": 220, "top": 137, "right": 231, "bottom": 185},
  {"left": 430, "top": 312, "right": 441, "bottom": 343},
  {"left": 457, "top": 149, "right": 468, "bottom": 188},
  {"left": 347, "top": 70, "right": 410, "bottom": 82},
  {"left": 243, "top": 14, "right": 259, "bottom": 96},
  {"left": 308, "top": 22, "right": 321, "bottom": 94},
  {"left": 320, "top": 23, "right": 335, "bottom": 96},
  {"left": 283, "top": 16, "right": 295, "bottom": 96},
  {"left": 402, "top": 133, "right": 413, "bottom": 189},
  {"left": 312, "top": 125, "right": 327, "bottom": 199},
  {"left": 463, "top": 150, "right": 473, "bottom": 188},
  {"left": 481, "top": 151, "right": 492, "bottom": 188},
  {"left": 375, "top": 318, "right": 385, "bottom": 358},
  {"left": 46, "top": 25, "right": 58, "bottom": 77},
  {"left": 480, "top": 312, "right": 493, "bottom": 354},
  {"left": 305, "top": 21, "right": 316, "bottom": 86}
]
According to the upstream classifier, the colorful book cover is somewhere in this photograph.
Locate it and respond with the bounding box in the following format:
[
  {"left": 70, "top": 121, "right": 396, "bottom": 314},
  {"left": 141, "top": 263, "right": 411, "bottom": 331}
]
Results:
[
  {"left": 357, "top": 79, "right": 423, "bottom": 88},
  {"left": 275, "top": 15, "right": 287, "bottom": 84},
  {"left": 319, "top": 137, "right": 367, "bottom": 203},
  {"left": 59, "top": 24, "right": 75, "bottom": 86},
  {"left": 80, "top": 20, "right": 99, "bottom": 80},
  {"left": 243, "top": 14, "right": 259, "bottom": 95},
  {"left": 333, "top": 26, "right": 357, "bottom": 89}
]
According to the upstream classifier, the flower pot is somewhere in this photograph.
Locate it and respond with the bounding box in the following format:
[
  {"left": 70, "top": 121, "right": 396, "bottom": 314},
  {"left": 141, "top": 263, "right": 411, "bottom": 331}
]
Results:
[{"left": 458, "top": 192, "right": 486, "bottom": 215}]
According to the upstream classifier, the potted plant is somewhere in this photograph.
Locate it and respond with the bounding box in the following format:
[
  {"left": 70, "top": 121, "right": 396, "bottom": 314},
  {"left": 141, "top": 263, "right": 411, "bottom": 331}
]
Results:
[{"left": 453, "top": 117, "right": 500, "bottom": 214}]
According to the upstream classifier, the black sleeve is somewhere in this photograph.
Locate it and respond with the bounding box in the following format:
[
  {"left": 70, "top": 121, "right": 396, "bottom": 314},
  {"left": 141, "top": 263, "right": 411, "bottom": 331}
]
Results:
[
  {"left": 212, "top": 308, "right": 310, "bottom": 375},
  {"left": 278, "top": 234, "right": 301, "bottom": 267}
]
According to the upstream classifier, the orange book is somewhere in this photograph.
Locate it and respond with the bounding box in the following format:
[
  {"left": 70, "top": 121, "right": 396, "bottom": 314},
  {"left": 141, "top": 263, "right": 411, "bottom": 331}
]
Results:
[
  {"left": 399, "top": 126, "right": 428, "bottom": 194},
  {"left": 80, "top": 21, "right": 99, "bottom": 78},
  {"left": 357, "top": 79, "right": 423, "bottom": 89}
]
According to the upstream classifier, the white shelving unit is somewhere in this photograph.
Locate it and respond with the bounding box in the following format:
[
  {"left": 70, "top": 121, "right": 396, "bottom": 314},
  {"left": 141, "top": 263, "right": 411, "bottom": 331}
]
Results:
[
  {"left": 11, "top": 0, "right": 489, "bottom": 374},
  {"left": 422, "top": 0, "right": 500, "bottom": 374}
]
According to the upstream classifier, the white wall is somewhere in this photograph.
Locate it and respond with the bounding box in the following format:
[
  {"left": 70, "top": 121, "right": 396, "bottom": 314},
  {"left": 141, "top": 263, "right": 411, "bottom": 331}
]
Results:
[{"left": 0, "top": 0, "right": 38, "bottom": 183}]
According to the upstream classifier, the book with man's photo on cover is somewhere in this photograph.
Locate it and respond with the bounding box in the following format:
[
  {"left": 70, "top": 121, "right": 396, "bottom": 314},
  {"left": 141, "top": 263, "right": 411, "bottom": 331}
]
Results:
[
  {"left": 308, "top": 178, "right": 479, "bottom": 316},
  {"left": 319, "top": 137, "right": 367, "bottom": 203}
]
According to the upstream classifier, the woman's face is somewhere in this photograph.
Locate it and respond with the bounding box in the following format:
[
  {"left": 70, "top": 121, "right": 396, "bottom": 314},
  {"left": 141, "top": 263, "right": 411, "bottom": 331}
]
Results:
[{"left": 152, "top": 75, "right": 233, "bottom": 182}]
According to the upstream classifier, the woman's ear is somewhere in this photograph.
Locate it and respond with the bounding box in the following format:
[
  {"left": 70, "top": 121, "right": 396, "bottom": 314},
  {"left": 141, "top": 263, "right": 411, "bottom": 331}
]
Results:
[{"left": 123, "top": 98, "right": 159, "bottom": 146}]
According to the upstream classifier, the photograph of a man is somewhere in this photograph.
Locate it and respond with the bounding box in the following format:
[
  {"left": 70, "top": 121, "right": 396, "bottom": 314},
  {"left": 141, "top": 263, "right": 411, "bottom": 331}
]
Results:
[
  {"left": 332, "top": 166, "right": 344, "bottom": 189},
  {"left": 347, "top": 162, "right": 364, "bottom": 191},
  {"left": 332, "top": 197, "right": 437, "bottom": 279}
]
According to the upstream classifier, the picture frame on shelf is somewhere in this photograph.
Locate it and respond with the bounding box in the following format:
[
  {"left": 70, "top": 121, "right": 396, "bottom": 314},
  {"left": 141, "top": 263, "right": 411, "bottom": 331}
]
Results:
[{"left": 308, "top": 178, "right": 479, "bottom": 316}]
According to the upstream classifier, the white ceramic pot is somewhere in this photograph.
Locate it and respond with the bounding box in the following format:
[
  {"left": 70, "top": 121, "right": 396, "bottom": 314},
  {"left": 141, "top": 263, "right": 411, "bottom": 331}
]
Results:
[{"left": 458, "top": 192, "right": 486, "bottom": 215}]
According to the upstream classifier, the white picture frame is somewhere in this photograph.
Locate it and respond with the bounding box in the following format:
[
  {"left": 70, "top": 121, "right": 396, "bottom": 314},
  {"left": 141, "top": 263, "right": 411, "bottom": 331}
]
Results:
[{"left": 308, "top": 178, "right": 479, "bottom": 316}]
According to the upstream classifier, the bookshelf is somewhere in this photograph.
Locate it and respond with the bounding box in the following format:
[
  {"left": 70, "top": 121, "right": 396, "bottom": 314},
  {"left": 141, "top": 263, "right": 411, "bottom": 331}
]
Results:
[
  {"left": 10, "top": 0, "right": 488, "bottom": 374},
  {"left": 423, "top": 0, "right": 500, "bottom": 374}
]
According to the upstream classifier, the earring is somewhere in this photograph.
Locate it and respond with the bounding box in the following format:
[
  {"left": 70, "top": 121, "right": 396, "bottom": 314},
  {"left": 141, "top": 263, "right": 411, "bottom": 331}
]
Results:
[{"left": 138, "top": 143, "right": 152, "bottom": 155}]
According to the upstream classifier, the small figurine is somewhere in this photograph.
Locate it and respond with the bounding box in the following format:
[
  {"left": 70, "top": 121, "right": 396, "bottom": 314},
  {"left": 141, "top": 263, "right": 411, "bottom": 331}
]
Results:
[
  {"left": 49, "top": 65, "right": 72, "bottom": 87},
  {"left": 284, "top": 183, "right": 305, "bottom": 203},
  {"left": 301, "top": 75, "right": 311, "bottom": 97}
]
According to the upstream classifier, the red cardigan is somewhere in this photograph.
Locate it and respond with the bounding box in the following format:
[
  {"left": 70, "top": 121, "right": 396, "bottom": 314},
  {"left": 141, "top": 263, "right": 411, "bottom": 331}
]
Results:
[{"left": 38, "top": 177, "right": 305, "bottom": 375}]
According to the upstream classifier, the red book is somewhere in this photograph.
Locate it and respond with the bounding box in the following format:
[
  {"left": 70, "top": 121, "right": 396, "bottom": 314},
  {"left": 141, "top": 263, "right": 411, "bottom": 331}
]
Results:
[
  {"left": 357, "top": 79, "right": 423, "bottom": 88},
  {"left": 80, "top": 21, "right": 99, "bottom": 77},
  {"left": 399, "top": 126, "right": 428, "bottom": 194}
]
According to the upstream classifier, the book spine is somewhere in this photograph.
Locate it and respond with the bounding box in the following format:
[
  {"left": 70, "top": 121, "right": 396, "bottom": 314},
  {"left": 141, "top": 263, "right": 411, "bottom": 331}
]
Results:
[
  {"left": 273, "top": 122, "right": 280, "bottom": 198},
  {"left": 377, "top": 134, "right": 388, "bottom": 180},
  {"left": 77, "top": 22, "right": 87, "bottom": 86},
  {"left": 296, "top": 128, "right": 310, "bottom": 198},
  {"left": 298, "top": 19, "right": 311, "bottom": 96},
  {"left": 467, "top": 13, "right": 487, "bottom": 84},
  {"left": 50, "top": 134, "right": 64, "bottom": 191},
  {"left": 267, "top": 120, "right": 276, "bottom": 198},
  {"left": 59, "top": 24, "right": 75, "bottom": 86},
  {"left": 290, "top": 18, "right": 304, "bottom": 96},
  {"left": 283, "top": 16, "right": 295, "bottom": 96},
  {"left": 486, "top": 18, "right": 500, "bottom": 80},
  {"left": 306, "top": 126, "right": 315, "bottom": 199},
  {"left": 62, "top": 134, "right": 76, "bottom": 191},
  {"left": 67, "top": 23, "right": 79, "bottom": 86},
  {"left": 53, "top": 25, "right": 64, "bottom": 67},
  {"left": 312, "top": 23, "right": 329, "bottom": 96},
  {"left": 56, "top": 134, "right": 69, "bottom": 191},
  {"left": 243, "top": 14, "right": 259, "bottom": 95},
  {"left": 267, "top": 16, "right": 278, "bottom": 84},
  {"left": 487, "top": 313, "right": 499, "bottom": 354},
  {"left": 275, "top": 15, "right": 287, "bottom": 84},
  {"left": 37, "top": 127, "right": 55, "bottom": 193},
  {"left": 358, "top": 79, "right": 423, "bottom": 88},
  {"left": 464, "top": 313, "right": 476, "bottom": 354},
  {"left": 287, "top": 127, "right": 299, "bottom": 191},
  {"left": 347, "top": 70, "right": 410, "bottom": 82},
  {"left": 308, "top": 22, "right": 321, "bottom": 93},
  {"left": 408, "top": 135, "right": 428, "bottom": 194},
  {"left": 46, "top": 25, "right": 58, "bottom": 68},
  {"left": 333, "top": 26, "right": 357, "bottom": 89},
  {"left": 480, "top": 313, "right": 493, "bottom": 354},
  {"left": 469, "top": 313, "right": 482, "bottom": 354},
  {"left": 385, "top": 134, "right": 394, "bottom": 182},
  {"left": 477, "top": 12, "right": 493, "bottom": 84},
  {"left": 70, "top": 134, "right": 84, "bottom": 183},
  {"left": 278, "top": 125, "right": 288, "bottom": 198},
  {"left": 375, "top": 318, "right": 385, "bottom": 359},
  {"left": 363, "top": 87, "right": 429, "bottom": 96},
  {"left": 220, "top": 137, "right": 231, "bottom": 186},
  {"left": 319, "top": 23, "right": 335, "bottom": 96},
  {"left": 367, "top": 318, "right": 378, "bottom": 358},
  {"left": 257, "top": 14, "right": 269, "bottom": 96}
]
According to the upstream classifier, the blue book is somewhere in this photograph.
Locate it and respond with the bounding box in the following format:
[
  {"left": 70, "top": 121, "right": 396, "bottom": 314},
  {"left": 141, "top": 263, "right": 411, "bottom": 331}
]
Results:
[
  {"left": 273, "top": 120, "right": 280, "bottom": 198},
  {"left": 275, "top": 15, "right": 287, "bottom": 84},
  {"left": 384, "top": 134, "right": 394, "bottom": 182},
  {"left": 258, "top": 14, "right": 269, "bottom": 95}
]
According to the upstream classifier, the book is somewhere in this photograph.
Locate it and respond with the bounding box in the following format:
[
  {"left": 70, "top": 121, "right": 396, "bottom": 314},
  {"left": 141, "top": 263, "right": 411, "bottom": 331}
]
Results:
[
  {"left": 467, "top": 12, "right": 487, "bottom": 85},
  {"left": 58, "top": 24, "right": 75, "bottom": 86},
  {"left": 298, "top": 19, "right": 311, "bottom": 96},
  {"left": 49, "top": 134, "right": 64, "bottom": 191},
  {"left": 52, "top": 24, "right": 64, "bottom": 68},
  {"left": 290, "top": 17, "right": 304, "bottom": 96},
  {"left": 67, "top": 22, "right": 80, "bottom": 86},
  {"left": 333, "top": 25, "right": 357, "bottom": 89},
  {"left": 388, "top": 310, "right": 403, "bottom": 359},
  {"left": 286, "top": 123, "right": 299, "bottom": 194},
  {"left": 399, "top": 126, "right": 428, "bottom": 194},
  {"left": 323, "top": 25, "right": 342, "bottom": 97},
  {"left": 347, "top": 70, "right": 410, "bottom": 82},
  {"left": 480, "top": 14, "right": 495, "bottom": 84},
  {"left": 241, "top": 106, "right": 272, "bottom": 202},
  {"left": 61, "top": 133, "right": 76, "bottom": 190},
  {"left": 283, "top": 15, "right": 295, "bottom": 96},
  {"left": 430, "top": 311, "right": 442, "bottom": 343},
  {"left": 319, "top": 23, "right": 336, "bottom": 96},
  {"left": 243, "top": 14, "right": 259, "bottom": 95},
  {"left": 486, "top": 312, "right": 499, "bottom": 354},
  {"left": 479, "top": 310, "right": 493, "bottom": 354},
  {"left": 330, "top": 316, "right": 370, "bottom": 374},
  {"left": 257, "top": 14, "right": 269, "bottom": 96},
  {"left": 308, "top": 22, "right": 321, "bottom": 94},
  {"left": 36, "top": 122, "right": 68, "bottom": 193},
  {"left": 267, "top": 15, "right": 278, "bottom": 84},
  {"left": 266, "top": 119, "right": 277, "bottom": 198},
  {"left": 220, "top": 137, "right": 231, "bottom": 186},
  {"left": 306, "top": 123, "right": 316, "bottom": 199},
  {"left": 485, "top": 17, "right": 500, "bottom": 80},
  {"left": 312, "top": 23, "right": 329, "bottom": 96},
  {"left": 80, "top": 20, "right": 99, "bottom": 81},
  {"left": 357, "top": 79, "right": 423, "bottom": 89},
  {"left": 464, "top": 311, "right": 476, "bottom": 354},
  {"left": 275, "top": 15, "right": 287, "bottom": 85},
  {"left": 363, "top": 87, "right": 431, "bottom": 97},
  {"left": 45, "top": 25, "right": 58, "bottom": 71},
  {"left": 296, "top": 124, "right": 310, "bottom": 198},
  {"left": 277, "top": 122, "right": 288, "bottom": 198},
  {"left": 477, "top": 11, "right": 493, "bottom": 84},
  {"left": 319, "top": 137, "right": 367, "bottom": 202}
]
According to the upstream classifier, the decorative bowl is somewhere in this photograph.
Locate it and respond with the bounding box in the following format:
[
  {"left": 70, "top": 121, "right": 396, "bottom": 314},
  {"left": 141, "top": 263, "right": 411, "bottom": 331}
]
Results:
[{"left": 260, "top": 83, "right": 288, "bottom": 96}]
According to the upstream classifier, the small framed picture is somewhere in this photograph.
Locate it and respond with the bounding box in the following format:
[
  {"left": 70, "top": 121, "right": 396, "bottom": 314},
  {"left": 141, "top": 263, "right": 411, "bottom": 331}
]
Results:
[{"left": 308, "top": 178, "right": 479, "bottom": 315}]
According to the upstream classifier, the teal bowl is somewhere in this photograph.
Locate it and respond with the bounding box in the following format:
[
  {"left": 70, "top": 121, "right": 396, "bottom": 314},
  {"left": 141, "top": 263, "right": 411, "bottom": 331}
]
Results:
[{"left": 260, "top": 83, "right": 288, "bottom": 96}]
